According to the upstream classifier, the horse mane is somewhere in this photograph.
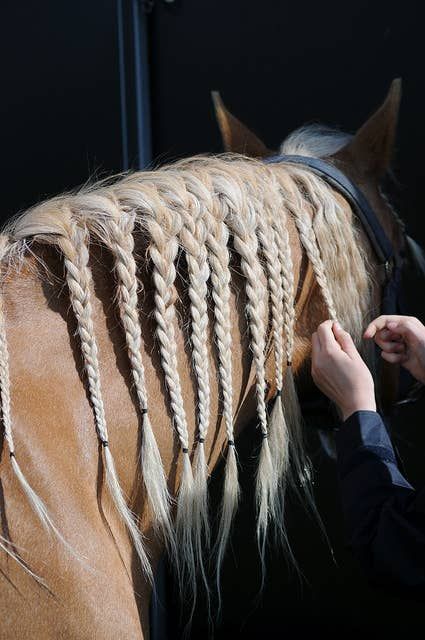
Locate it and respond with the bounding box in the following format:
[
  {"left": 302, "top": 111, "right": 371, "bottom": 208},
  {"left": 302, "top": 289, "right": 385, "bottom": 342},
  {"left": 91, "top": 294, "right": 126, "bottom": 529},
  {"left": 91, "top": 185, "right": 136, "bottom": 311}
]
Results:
[{"left": 0, "top": 138, "right": 372, "bottom": 597}]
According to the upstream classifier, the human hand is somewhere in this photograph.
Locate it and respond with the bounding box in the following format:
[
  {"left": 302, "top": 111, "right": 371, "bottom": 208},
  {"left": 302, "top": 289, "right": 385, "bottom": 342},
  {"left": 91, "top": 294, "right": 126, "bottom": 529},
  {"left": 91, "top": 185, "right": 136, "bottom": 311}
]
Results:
[
  {"left": 364, "top": 315, "right": 425, "bottom": 385},
  {"left": 311, "top": 320, "right": 376, "bottom": 421}
]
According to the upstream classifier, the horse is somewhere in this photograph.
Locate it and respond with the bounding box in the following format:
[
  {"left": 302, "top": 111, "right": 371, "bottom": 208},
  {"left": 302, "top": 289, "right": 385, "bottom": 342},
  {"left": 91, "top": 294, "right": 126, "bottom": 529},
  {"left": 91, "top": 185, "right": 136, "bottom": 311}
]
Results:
[{"left": 0, "top": 79, "right": 413, "bottom": 639}]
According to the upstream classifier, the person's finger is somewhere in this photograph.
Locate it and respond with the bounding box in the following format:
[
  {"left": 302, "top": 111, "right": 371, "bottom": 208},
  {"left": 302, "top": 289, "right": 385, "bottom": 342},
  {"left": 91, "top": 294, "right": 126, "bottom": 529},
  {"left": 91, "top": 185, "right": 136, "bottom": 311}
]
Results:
[
  {"left": 378, "top": 328, "right": 403, "bottom": 342},
  {"left": 317, "top": 320, "right": 337, "bottom": 351},
  {"left": 311, "top": 331, "right": 320, "bottom": 354},
  {"left": 363, "top": 315, "right": 404, "bottom": 339},
  {"left": 332, "top": 322, "right": 358, "bottom": 357},
  {"left": 386, "top": 318, "right": 424, "bottom": 343},
  {"left": 374, "top": 332, "right": 405, "bottom": 350},
  {"left": 386, "top": 318, "right": 425, "bottom": 337},
  {"left": 375, "top": 337, "right": 406, "bottom": 354},
  {"left": 312, "top": 329, "right": 321, "bottom": 351},
  {"left": 381, "top": 351, "right": 407, "bottom": 364},
  {"left": 387, "top": 321, "right": 399, "bottom": 329}
]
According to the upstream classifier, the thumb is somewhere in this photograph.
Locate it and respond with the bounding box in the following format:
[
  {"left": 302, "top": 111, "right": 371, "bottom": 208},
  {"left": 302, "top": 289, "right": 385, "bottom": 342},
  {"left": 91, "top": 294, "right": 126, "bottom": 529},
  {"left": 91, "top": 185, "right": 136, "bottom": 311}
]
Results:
[{"left": 332, "top": 322, "right": 358, "bottom": 357}]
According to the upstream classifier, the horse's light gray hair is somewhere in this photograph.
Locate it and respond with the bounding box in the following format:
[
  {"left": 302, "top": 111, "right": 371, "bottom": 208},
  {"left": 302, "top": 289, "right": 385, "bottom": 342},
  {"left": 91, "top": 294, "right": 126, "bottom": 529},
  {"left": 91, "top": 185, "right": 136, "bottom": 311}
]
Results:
[
  {"left": 281, "top": 124, "right": 353, "bottom": 158},
  {"left": 0, "top": 126, "right": 372, "bottom": 605}
]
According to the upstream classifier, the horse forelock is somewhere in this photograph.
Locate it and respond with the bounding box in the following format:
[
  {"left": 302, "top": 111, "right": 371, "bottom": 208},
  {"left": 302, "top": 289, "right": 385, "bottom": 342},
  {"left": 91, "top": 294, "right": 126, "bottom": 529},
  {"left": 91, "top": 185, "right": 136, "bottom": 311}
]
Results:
[
  {"left": 0, "top": 154, "right": 373, "bottom": 604},
  {"left": 280, "top": 124, "right": 353, "bottom": 159}
]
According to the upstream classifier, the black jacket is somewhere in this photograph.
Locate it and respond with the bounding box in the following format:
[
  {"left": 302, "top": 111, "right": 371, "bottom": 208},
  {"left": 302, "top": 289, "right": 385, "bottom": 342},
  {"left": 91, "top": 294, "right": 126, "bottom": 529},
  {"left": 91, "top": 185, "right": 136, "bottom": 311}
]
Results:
[{"left": 336, "top": 410, "right": 425, "bottom": 594}]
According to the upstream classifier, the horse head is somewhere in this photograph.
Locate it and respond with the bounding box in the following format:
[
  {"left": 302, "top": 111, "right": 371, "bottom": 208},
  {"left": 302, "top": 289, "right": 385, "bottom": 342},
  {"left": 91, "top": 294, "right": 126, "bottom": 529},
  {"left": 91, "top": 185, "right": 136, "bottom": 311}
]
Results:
[{"left": 212, "top": 79, "right": 424, "bottom": 420}]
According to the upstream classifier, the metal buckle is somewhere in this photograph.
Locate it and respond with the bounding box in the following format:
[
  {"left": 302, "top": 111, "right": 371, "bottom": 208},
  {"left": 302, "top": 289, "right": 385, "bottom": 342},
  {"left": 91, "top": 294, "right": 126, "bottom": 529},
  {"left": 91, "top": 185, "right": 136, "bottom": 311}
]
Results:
[{"left": 384, "top": 258, "right": 394, "bottom": 283}]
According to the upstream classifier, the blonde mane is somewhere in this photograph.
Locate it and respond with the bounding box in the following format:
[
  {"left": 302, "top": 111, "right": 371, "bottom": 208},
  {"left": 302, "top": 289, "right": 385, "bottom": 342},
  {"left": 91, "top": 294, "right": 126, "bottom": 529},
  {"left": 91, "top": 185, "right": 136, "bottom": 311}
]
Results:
[{"left": 0, "top": 150, "right": 372, "bottom": 597}]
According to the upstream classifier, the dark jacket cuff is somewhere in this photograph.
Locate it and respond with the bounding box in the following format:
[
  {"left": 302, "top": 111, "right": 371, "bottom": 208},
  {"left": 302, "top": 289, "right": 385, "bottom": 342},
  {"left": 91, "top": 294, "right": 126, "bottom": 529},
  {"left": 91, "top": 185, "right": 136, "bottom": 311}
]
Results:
[{"left": 336, "top": 410, "right": 397, "bottom": 473}]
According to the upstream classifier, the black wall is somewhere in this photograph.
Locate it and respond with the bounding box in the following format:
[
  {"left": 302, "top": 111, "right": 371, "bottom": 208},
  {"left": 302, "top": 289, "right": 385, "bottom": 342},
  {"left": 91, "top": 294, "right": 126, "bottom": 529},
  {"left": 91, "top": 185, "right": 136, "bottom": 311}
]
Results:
[
  {"left": 150, "top": 0, "right": 424, "bottom": 241},
  {"left": 2, "top": 1, "right": 425, "bottom": 638},
  {"left": 3, "top": 1, "right": 424, "bottom": 239},
  {"left": 1, "top": 1, "right": 122, "bottom": 220}
]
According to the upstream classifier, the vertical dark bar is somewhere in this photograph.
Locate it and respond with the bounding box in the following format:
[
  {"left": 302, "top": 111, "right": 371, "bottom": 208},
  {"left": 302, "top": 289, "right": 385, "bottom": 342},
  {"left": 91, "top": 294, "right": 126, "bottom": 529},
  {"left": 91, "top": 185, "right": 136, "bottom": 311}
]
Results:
[
  {"left": 116, "top": 0, "right": 129, "bottom": 171},
  {"left": 132, "top": 0, "right": 152, "bottom": 169}
]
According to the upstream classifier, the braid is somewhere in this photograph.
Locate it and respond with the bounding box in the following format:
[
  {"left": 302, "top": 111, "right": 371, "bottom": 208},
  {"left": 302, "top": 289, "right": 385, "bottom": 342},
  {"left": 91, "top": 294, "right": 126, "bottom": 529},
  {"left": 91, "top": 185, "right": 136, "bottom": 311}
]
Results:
[
  {"left": 118, "top": 177, "right": 195, "bottom": 590},
  {"left": 256, "top": 191, "right": 285, "bottom": 393},
  {"left": 102, "top": 200, "right": 175, "bottom": 559},
  {"left": 293, "top": 170, "right": 370, "bottom": 341},
  {"left": 179, "top": 192, "right": 211, "bottom": 448},
  {"left": 0, "top": 237, "right": 14, "bottom": 458},
  {"left": 280, "top": 170, "right": 338, "bottom": 321},
  {"left": 272, "top": 167, "right": 328, "bottom": 530},
  {"left": 255, "top": 179, "right": 291, "bottom": 537},
  {"left": 221, "top": 181, "right": 268, "bottom": 435},
  {"left": 186, "top": 169, "right": 238, "bottom": 603},
  {"left": 270, "top": 201, "right": 296, "bottom": 364},
  {"left": 147, "top": 204, "right": 189, "bottom": 450},
  {"left": 211, "top": 165, "right": 275, "bottom": 563},
  {"left": 119, "top": 180, "right": 191, "bottom": 452},
  {"left": 0, "top": 235, "right": 68, "bottom": 544},
  {"left": 58, "top": 211, "right": 152, "bottom": 581},
  {"left": 176, "top": 173, "right": 212, "bottom": 595},
  {"left": 267, "top": 172, "right": 313, "bottom": 500},
  {"left": 295, "top": 214, "right": 337, "bottom": 320}
]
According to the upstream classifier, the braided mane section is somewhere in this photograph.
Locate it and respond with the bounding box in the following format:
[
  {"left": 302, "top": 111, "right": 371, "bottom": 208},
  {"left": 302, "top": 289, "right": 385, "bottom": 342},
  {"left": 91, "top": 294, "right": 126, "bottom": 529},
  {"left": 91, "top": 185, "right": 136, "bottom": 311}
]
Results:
[
  {"left": 0, "top": 154, "right": 371, "bottom": 596},
  {"left": 265, "top": 169, "right": 312, "bottom": 499},
  {"left": 175, "top": 172, "right": 213, "bottom": 591},
  {"left": 69, "top": 191, "right": 176, "bottom": 560},
  {"left": 59, "top": 210, "right": 153, "bottom": 580}
]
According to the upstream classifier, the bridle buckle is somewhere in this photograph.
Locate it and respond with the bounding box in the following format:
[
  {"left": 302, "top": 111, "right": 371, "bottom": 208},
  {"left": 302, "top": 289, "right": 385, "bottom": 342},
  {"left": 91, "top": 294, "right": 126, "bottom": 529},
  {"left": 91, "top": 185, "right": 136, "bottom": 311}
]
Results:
[{"left": 383, "top": 258, "right": 394, "bottom": 284}]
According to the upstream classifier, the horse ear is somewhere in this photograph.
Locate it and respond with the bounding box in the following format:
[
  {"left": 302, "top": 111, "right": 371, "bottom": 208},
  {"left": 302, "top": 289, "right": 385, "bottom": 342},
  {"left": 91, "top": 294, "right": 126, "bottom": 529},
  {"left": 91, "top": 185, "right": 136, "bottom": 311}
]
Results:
[
  {"left": 336, "top": 78, "right": 402, "bottom": 177},
  {"left": 212, "top": 91, "right": 274, "bottom": 158}
]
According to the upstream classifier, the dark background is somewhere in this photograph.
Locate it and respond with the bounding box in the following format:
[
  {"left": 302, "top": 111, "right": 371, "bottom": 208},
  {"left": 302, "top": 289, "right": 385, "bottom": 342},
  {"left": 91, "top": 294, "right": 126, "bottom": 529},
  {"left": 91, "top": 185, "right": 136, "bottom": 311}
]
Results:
[{"left": 2, "top": 1, "right": 425, "bottom": 638}]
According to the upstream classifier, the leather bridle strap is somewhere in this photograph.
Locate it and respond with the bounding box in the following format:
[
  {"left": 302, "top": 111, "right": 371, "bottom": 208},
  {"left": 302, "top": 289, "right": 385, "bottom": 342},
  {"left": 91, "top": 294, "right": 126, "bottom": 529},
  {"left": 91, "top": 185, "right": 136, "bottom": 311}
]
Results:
[{"left": 265, "top": 154, "right": 394, "bottom": 267}]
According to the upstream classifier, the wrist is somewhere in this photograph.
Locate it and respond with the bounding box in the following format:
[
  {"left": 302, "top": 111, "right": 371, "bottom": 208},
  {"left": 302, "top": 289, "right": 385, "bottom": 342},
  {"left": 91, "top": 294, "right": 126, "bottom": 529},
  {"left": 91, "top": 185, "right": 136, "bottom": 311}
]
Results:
[{"left": 340, "top": 400, "right": 376, "bottom": 422}]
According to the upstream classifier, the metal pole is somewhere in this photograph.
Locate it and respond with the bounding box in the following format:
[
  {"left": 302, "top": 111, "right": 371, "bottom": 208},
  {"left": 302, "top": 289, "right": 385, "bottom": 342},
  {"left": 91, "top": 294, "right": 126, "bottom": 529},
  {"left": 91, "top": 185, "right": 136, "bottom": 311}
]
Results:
[
  {"left": 131, "top": 0, "right": 152, "bottom": 169},
  {"left": 116, "top": 0, "right": 129, "bottom": 171}
]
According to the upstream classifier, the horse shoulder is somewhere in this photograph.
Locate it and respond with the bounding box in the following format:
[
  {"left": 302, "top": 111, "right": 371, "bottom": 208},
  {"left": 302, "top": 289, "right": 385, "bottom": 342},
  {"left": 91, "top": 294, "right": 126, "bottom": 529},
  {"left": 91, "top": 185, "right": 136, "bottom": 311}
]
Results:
[{"left": 0, "top": 248, "right": 149, "bottom": 639}]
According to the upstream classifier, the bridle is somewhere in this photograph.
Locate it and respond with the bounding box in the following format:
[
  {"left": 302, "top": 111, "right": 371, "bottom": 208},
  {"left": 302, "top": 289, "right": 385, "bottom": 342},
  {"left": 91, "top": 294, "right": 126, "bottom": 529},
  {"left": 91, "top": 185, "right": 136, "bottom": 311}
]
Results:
[
  {"left": 264, "top": 153, "right": 425, "bottom": 424},
  {"left": 266, "top": 154, "right": 399, "bottom": 310}
]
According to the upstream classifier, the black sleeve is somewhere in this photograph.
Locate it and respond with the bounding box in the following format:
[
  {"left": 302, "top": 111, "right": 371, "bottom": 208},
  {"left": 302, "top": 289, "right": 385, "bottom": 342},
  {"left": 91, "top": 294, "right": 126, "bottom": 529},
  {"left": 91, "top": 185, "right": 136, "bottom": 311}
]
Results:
[{"left": 336, "top": 410, "right": 425, "bottom": 591}]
